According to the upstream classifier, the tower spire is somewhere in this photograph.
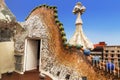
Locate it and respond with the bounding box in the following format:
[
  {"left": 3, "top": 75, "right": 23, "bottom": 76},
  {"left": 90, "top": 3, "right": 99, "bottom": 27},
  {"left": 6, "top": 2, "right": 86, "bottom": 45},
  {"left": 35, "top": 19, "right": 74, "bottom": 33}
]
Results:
[{"left": 68, "top": 2, "right": 94, "bottom": 50}]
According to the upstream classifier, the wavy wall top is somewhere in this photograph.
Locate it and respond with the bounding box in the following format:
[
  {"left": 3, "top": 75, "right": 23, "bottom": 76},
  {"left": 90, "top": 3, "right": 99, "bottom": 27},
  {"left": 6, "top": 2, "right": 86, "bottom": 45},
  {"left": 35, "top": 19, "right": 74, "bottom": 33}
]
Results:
[{"left": 16, "top": 4, "right": 107, "bottom": 80}]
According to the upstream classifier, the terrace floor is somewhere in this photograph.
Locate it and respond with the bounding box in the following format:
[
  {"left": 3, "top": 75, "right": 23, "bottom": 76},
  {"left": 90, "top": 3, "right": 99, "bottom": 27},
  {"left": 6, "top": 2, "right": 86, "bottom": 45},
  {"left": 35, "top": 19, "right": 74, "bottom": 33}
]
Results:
[{"left": 1, "top": 70, "right": 52, "bottom": 80}]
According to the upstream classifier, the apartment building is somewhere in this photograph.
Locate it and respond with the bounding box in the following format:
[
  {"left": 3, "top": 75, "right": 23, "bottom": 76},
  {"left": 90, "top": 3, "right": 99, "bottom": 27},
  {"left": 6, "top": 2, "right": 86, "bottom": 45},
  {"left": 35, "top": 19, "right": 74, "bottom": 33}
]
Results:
[{"left": 103, "top": 46, "right": 120, "bottom": 67}]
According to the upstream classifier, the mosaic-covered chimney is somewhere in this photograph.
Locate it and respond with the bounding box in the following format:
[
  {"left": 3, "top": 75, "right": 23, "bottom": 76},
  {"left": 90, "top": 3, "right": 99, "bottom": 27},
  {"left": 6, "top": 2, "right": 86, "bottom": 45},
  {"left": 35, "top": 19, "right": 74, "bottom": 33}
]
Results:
[{"left": 68, "top": 2, "right": 94, "bottom": 50}]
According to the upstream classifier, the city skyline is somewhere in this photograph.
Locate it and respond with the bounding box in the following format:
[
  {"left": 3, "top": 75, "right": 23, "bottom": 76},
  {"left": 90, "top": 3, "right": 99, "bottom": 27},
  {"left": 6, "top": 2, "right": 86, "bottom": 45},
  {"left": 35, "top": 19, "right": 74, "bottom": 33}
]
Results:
[{"left": 5, "top": 0, "right": 120, "bottom": 45}]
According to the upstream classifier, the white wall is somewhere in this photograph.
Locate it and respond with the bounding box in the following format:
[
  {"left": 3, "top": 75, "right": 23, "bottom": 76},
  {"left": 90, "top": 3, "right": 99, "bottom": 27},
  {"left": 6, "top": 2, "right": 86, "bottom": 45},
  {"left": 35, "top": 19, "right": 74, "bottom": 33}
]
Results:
[{"left": 0, "top": 42, "right": 15, "bottom": 74}]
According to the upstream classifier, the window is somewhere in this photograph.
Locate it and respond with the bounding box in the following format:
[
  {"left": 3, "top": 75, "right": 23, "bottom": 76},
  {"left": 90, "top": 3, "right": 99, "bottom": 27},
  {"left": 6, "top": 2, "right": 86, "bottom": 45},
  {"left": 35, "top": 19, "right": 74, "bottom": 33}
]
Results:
[
  {"left": 105, "top": 58, "right": 108, "bottom": 61},
  {"left": 105, "top": 50, "right": 108, "bottom": 53},
  {"left": 118, "top": 50, "right": 120, "bottom": 53},
  {"left": 111, "top": 54, "right": 114, "bottom": 57},
  {"left": 57, "top": 71, "right": 60, "bottom": 76},
  {"left": 118, "top": 59, "right": 120, "bottom": 62},
  {"left": 82, "top": 76, "right": 87, "bottom": 80},
  {"left": 111, "top": 50, "right": 114, "bottom": 53},
  {"left": 65, "top": 74, "right": 70, "bottom": 80},
  {"left": 111, "top": 59, "right": 114, "bottom": 63},
  {"left": 105, "top": 54, "right": 108, "bottom": 57},
  {"left": 118, "top": 54, "right": 120, "bottom": 57}
]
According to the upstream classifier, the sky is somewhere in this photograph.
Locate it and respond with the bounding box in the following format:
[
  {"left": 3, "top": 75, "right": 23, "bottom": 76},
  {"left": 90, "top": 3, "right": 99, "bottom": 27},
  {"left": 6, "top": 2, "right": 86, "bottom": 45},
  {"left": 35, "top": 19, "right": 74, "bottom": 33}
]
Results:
[{"left": 5, "top": 0, "right": 120, "bottom": 45}]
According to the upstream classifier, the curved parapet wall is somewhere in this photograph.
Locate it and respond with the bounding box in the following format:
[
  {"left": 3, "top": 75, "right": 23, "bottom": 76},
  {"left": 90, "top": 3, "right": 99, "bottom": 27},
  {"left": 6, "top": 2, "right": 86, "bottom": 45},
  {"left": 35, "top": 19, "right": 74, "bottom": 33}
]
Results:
[{"left": 14, "top": 5, "right": 107, "bottom": 80}]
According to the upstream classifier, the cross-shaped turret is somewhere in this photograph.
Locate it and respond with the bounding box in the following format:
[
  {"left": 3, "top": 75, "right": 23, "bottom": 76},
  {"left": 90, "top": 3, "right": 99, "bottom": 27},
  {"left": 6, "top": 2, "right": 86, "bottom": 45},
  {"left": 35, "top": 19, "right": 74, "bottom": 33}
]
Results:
[
  {"left": 68, "top": 2, "right": 94, "bottom": 50},
  {"left": 73, "top": 2, "right": 86, "bottom": 25}
]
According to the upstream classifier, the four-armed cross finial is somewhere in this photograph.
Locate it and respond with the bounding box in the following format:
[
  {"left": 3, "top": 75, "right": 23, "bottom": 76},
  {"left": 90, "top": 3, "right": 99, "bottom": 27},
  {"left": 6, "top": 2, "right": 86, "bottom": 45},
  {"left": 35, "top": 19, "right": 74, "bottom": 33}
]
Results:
[{"left": 73, "top": 2, "right": 86, "bottom": 25}]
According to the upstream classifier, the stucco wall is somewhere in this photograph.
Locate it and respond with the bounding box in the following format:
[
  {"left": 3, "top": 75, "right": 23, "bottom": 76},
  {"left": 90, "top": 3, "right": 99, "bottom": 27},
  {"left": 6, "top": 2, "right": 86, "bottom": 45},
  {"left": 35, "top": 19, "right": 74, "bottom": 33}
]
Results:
[{"left": 0, "top": 42, "right": 15, "bottom": 74}]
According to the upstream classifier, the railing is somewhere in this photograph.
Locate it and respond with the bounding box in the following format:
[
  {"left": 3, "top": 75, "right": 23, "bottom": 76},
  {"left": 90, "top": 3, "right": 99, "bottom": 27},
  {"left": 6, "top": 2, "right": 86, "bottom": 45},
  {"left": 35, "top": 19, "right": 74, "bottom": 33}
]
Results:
[{"left": 89, "top": 55, "right": 120, "bottom": 79}]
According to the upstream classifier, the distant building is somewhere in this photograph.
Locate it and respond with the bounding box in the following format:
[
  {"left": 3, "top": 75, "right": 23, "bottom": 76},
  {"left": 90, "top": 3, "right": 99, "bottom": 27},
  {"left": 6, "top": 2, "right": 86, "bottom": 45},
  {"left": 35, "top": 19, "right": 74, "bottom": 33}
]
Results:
[
  {"left": 94, "top": 42, "right": 107, "bottom": 49},
  {"left": 103, "top": 46, "right": 120, "bottom": 67},
  {"left": 93, "top": 42, "right": 120, "bottom": 68},
  {"left": 91, "top": 42, "right": 107, "bottom": 60}
]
